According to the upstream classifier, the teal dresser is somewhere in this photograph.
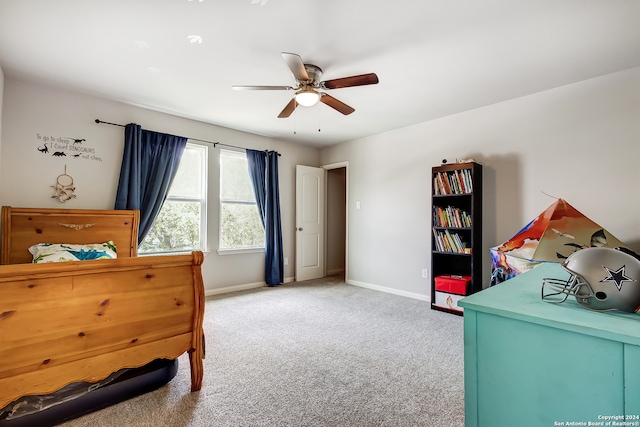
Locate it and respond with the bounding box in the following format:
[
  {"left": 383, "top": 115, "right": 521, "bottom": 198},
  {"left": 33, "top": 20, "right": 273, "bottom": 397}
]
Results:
[{"left": 459, "top": 262, "right": 640, "bottom": 427}]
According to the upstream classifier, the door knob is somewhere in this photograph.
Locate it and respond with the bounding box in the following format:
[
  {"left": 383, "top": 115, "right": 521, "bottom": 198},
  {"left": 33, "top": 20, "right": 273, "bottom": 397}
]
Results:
[{"left": 297, "top": 227, "right": 303, "bottom": 231}]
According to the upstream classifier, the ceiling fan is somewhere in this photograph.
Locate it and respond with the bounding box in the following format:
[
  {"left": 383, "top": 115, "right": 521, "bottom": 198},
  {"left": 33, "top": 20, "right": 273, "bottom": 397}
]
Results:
[{"left": 232, "top": 52, "right": 379, "bottom": 118}]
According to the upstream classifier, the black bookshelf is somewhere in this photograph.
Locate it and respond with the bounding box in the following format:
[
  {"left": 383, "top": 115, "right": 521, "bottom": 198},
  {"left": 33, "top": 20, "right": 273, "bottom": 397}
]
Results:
[{"left": 430, "top": 162, "right": 483, "bottom": 315}]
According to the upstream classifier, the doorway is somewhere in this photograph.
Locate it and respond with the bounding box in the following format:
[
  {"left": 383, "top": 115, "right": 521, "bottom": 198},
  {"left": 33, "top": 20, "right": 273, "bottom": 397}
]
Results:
[
  {"left": 324, "top": 163, "right": 347, "bottom": 281},
  {"left": 295, "top": 162, "right": 348, "bottom": 282}
]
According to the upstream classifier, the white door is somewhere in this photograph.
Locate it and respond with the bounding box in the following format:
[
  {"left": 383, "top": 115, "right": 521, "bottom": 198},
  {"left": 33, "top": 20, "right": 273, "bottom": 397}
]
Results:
[{"left": 295, "top": 165, "right": 325, "bottom": 281}]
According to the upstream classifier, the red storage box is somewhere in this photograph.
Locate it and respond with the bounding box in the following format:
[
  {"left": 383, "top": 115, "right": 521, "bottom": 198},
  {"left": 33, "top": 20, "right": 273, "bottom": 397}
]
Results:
[{"left": 435, "top": 275, "right": 472, "bottom": 296}]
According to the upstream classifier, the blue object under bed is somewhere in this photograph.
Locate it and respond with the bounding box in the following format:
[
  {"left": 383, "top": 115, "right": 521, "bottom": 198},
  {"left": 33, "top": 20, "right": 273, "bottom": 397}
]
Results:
[{"left": 0, "top": 358, "right": 178, "bottom": 427}]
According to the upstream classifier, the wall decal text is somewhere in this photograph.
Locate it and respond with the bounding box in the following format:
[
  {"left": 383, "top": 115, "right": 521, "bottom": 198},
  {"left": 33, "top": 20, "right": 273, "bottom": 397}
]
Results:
[{"left": 36, "top": 134, "right": 103, "bottom": 162}]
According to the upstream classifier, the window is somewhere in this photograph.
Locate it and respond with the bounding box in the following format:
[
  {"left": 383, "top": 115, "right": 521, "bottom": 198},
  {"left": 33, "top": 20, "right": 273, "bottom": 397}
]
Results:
[
  {"left": 139, "top": 143, "right": 208, "bottom": 254},
  {"left": 219, "top": 149, "right": 265, "bottom": 251}
]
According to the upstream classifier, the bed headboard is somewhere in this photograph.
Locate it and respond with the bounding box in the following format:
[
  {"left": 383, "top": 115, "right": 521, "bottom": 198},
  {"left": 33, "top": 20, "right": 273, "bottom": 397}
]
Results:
[{"left": 1, "top": 206, "right": 140, "bottom": 264}]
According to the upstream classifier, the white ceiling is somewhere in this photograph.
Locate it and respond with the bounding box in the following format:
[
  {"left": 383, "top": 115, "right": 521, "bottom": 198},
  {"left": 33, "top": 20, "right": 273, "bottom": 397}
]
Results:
[{"left": 1, "top": 0, "right": 639, "bottom": 148}]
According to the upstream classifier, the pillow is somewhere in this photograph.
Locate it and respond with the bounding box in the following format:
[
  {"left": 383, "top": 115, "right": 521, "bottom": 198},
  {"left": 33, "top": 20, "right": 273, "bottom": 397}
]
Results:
[{"left": 28, "top": 241, "right": 117, "bottom": 263}]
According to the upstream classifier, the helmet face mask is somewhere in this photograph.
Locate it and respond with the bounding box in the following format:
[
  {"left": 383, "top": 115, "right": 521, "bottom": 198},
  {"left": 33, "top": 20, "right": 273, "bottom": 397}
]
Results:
[
  {"left": 541, "top": 247, "right": 640, "bottom": 313},
  {"left": 542, "top": 274, "right": 594, "bottom": 304}
]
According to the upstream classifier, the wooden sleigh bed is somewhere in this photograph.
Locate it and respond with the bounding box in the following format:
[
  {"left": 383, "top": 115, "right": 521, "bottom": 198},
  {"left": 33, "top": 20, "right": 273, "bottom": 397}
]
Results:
[{"left": 0, "top": 206, "right": 205, "bottom": 425}]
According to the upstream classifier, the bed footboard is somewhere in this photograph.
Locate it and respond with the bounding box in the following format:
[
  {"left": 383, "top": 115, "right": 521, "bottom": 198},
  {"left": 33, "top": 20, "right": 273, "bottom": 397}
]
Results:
[{"left": 0, "top": 251, "right": 205, "bottom": 409}]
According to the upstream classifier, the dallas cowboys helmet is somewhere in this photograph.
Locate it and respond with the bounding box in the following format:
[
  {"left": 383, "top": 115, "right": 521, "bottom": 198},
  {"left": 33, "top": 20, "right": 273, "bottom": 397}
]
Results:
[{"left": 542, "top": 247, "right": 640, "bottom": 313}]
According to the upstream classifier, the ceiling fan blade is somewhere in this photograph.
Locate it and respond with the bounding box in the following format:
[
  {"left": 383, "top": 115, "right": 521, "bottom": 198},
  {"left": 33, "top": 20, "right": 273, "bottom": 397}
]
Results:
[
  {"left": 278, "top": 98, "right": 298, "bottom": 118},
  {"left": 320, "top": 94, "right": 355, "bottom": 115},
  {"left": 232, "top": 85, "right": 294, "bottom": 91},
  {"left": 321, "top": 73, "right": 379, "bottom": 90},
  {"left": 281, "top": 52, "right": 310, "bottom": 82}
]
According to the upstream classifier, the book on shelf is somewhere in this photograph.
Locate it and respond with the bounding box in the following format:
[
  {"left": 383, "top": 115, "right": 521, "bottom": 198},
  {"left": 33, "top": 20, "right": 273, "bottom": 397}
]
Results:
[
  {"left": 433, "top": 206, "right": 472, "bottom": 228},
  {"left": 433, "top": 169, "right": 473, "bottom": 195},
  {"left": 432, "top": 229, "right": 468, "bottom": 254}
]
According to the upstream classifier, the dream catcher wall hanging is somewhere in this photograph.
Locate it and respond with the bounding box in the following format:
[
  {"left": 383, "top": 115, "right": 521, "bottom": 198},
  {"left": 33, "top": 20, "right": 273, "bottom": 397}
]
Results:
[{"left": 51, "top": 166, "right": 76, "bottom": 202}]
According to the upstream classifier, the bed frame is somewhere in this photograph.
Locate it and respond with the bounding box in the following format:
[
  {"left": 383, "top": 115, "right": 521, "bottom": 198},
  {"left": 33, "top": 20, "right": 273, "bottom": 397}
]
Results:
[{"left": 0, "top": 206, "right": 205, "bottom": 412}]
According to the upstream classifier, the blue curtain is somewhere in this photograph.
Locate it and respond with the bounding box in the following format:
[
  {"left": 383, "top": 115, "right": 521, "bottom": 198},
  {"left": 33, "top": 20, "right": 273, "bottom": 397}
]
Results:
[
  {"left": 247, "top": 149, "right": 284, "bottom": 286},
  {"left": 114, "top": 123, "right": 187, "bottom": 245}
]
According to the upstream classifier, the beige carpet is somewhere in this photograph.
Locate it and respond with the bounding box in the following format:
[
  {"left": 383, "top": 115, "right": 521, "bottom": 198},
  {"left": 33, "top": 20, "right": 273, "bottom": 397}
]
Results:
[{"left": 60, "top": 275, "right": 465, "bottom": 427}]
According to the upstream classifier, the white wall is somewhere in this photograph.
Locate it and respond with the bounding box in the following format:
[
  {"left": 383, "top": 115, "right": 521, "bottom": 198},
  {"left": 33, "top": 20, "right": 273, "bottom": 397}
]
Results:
[
  {"left": 4, "top": 68, "right": 639, "bottom": 301},
  {"left": 0, "top": 77, "right": 321, "bottom": 293},
  {"left": 321, "top": 67, "right": 640, "bottom": 299},
  {"left": 0, "top": 64, "right": 4, "bottom": 167}
]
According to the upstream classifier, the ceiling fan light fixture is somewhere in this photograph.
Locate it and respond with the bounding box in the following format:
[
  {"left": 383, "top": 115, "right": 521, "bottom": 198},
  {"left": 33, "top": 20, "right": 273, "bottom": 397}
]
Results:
[{"left": 295, "top": 89, "right": 320, "bottom": 107}]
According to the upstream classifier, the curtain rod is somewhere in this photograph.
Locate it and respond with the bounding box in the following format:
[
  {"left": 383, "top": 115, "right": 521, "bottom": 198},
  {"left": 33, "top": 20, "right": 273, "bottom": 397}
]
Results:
[{"left": 94, "top": 119, "right": 249, "bottom": 151}]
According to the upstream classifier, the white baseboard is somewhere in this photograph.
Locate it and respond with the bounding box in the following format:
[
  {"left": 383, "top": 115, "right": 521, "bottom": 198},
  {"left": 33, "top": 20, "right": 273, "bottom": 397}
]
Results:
[
  {"left": 205, "top": 282, "right": 263, "bottom": 297},
  {"left": 205, "top": 276, "right": 295, "bottom": 297},
  {"left": 204, "top": 277, "right": 428, "bottom": 302},
  {"left": 347, "top": 279, "right": 431, "bottom": 302}
]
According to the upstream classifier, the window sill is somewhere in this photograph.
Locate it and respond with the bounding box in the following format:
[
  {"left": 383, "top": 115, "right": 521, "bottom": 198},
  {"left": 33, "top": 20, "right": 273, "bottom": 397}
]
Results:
[
  {"left": 139, "top": 250, "right": 204, "bottom": 257},
  {"left": 217, "top": 247, "right": 265, "bottom": 256}
]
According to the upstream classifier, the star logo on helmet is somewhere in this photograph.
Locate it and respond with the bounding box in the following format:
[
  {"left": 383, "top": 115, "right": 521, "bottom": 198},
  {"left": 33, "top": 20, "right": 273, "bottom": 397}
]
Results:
[{"left": 601, "top": 265, "right": 636, "bottom": 291}]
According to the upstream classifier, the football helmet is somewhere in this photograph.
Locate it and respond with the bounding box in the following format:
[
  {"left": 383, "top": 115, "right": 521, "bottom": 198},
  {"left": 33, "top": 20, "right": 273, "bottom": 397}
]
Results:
[{"left": 542, "top": 247, "right": 640, "bottom": 313}]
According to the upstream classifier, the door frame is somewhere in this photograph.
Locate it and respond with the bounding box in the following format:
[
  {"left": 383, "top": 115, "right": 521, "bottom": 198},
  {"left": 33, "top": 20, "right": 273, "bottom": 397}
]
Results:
[{"left": 322, "top": 161, "right": 349, "bottom": 282}]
